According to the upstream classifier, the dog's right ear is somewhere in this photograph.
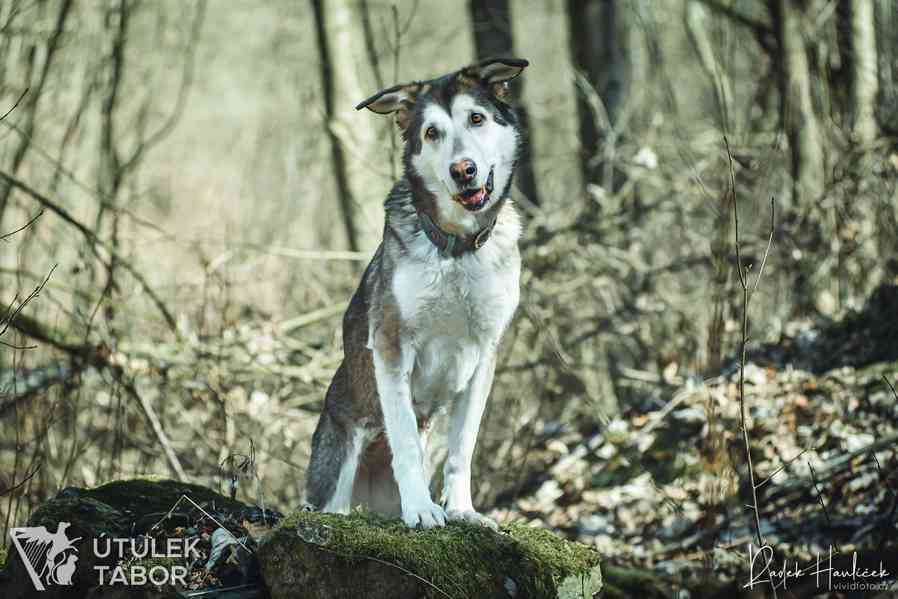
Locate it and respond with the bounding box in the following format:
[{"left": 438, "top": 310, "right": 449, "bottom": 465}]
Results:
[{"left": 355, "top": 82, "right": 421, "bottom": 131}]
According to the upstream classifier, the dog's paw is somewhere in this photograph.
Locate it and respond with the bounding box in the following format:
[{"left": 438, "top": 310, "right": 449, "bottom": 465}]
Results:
[
  {"left": 446, "top": 509, "right": 499, "bottom": 531},
  {"left": 402, "top": 498, "right": 447, "bottom": 529}
]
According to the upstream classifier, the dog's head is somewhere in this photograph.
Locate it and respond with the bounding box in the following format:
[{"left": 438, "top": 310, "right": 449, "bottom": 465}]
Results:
[{"left": 357, "top": 58, "right": 528, "bottom": 229}]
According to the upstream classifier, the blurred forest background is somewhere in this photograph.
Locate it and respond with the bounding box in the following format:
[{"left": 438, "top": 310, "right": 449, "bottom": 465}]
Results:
[{"left": 1, "top": 0, "right": 897, "bottom": 593}]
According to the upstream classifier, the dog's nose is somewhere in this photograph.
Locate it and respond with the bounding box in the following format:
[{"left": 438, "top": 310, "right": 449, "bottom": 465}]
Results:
[{"left": 449, "top": 159, "right": 477, "bottom": 184}]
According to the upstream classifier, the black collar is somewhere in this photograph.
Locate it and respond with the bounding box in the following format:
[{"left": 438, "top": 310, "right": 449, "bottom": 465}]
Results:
[{"left": 417, "top": 211, "right": 497, "bottom": 258}]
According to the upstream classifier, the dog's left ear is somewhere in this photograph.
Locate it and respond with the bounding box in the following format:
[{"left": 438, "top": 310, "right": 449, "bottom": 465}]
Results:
[
  {"left": 467, "top": 57, "right": 529, "bottom": 84},
  {"left": 462, "top": 57, "right": 529, "bottom": 98},
  {"left": 355, "top": 82, "right": 422, "bottom": 130}
]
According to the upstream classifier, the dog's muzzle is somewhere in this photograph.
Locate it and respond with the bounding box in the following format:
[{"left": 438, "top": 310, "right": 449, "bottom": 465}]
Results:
[{"left": 452, "top": 167, "right": 494, "bottom": 212}]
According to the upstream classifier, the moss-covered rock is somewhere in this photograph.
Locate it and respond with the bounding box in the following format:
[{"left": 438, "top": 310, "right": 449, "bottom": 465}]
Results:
[
  {"left": 63, "top": 477, "right": 248, "bottom": 520},
  {"left": 258, "top": 510, "right": 602, "bottom": 599}
]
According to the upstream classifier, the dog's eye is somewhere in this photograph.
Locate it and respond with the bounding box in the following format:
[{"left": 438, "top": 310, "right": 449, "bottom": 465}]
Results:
[
  {"left": 470, "top": 112, "right": 485, "bottom": 126},
  {"left": 425, "top": 126, "right": 438, "bottom": 141}
]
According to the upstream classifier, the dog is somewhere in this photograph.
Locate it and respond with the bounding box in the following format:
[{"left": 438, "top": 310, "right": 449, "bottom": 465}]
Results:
[{"left": 304, "top": 57, "right": 528, "bottom": 529}]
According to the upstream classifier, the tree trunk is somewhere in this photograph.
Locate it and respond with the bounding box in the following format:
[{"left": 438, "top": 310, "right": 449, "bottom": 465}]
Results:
[
  {"left": 311, "top": 0, "right": 373, "bottom": 253},
  {"left": 774, "top": 0, "right": 824, "bottom": 205},
  {"left": 566, "top": 0, "right": 629, "bottom": 198},
  {"left": 874, "top": 0, "right": 896, "bottom": 132},
  {"left": 841, "top": 0, "right": 879, "bottom": 144},
  {"left": 685, "top": 1, "right": 732, "bottom": 132},
  {"left": 468, "top": 0, "right": 540, "bottom": 207}
]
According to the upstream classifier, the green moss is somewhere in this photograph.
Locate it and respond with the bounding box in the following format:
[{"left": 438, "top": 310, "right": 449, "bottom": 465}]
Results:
[{"left": 265, "top": 510, "right": 601, "bottom": 599}]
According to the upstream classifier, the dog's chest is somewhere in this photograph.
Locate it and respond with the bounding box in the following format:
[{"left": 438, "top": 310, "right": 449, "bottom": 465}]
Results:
[
  {"left": 393, "top": 249, "right": 518, "bottom": 341},
  {"left": 392, "top": 244, "right": 519, "bottom": 405}
]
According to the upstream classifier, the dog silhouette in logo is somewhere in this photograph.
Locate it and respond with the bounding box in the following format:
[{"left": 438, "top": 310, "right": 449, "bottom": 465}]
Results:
[{"left": 9, "top": 522, "right": 81, "bottom": 590}]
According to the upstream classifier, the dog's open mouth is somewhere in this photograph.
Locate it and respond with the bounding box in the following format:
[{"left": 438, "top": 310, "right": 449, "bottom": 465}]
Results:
[{"left": 453, "top": 167, "right": 494, "bottom": 212}]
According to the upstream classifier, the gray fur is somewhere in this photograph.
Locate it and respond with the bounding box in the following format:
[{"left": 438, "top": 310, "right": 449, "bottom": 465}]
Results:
[{"left": 304, "top": 59, "right": 527, "bottom": 527}]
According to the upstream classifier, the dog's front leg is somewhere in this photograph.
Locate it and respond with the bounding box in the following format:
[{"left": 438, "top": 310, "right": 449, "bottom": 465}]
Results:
[
  {"left": 372, "top": 332, "right": 446, "bottom": 529},
  {"left": 441, "top": 350, "right": 498, "bottom": 530}
]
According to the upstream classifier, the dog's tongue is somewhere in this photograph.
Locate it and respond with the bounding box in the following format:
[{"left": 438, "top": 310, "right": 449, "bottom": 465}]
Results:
[{"left": 458, "top": 188, "right": 486, "bottom": 206}]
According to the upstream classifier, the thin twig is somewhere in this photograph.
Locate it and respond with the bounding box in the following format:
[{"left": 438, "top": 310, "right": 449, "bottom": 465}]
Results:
[
  {"left": 118, "top": 0, "right": 207, "bottom": 176},
  {"left": 0, "top": 265, "right": 56, "bottom": 338},
  {"left": 0, "top": 463, "right": 40, "bottom": 497},
  {"left": 883, "top": 374, "right": 898, "bottom": 402},
  {"left": 3, "top": 307, "right": 187, "bottom": 481},
  {"left": 0, "top": 88, "right": 28, "bottom": 123},
  {"left": 869, "top": 449, "right": 898, "bottom": 551},
  {"left": 278, "top": 303, "right": 347, "bottom": 334},
  {"left": 119, "top": 378, "right": 188, "bottom": 482},
  {"left": 754, "top": 445, "right": 813, "bottom": 490},
  {"left": 807, "top": 462, "right": 840, "bottom": 553},
  {"left": 0, "top": 171, "right": 178, "bottom": 333},
  {"left": 750, "top": 198, "right": 775, "bottom": 297},
  {"left": 313, "top": 542, "right": 458, "bottom": 599},
  {"left": 726, "top": 135, "right": 778, "bottom": 599},
  {"left": 0, "top": 210, "right": 42, "bottom": 242},
  {"left": 149, "top": 494, "right": 252, "bottom": 555}
]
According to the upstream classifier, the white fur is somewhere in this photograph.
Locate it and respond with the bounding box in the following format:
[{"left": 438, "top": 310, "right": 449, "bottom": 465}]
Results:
[
  {"left": 372, "top": 342, "right": 447, "bottom": 528},
  {"left": 441, "top": 353, "right": 496, "bottom": 520},
  {"left": 322, "top": 427, "right": 367, "bottom": 514},
  {"left": 378, "top": 207, "right": 520, "bottom": 527},
  {"left": 411, "top": 94, "right": 520, "bottom": 236}
]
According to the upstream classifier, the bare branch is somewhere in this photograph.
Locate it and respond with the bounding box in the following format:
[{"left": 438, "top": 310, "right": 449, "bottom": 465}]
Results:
[
  {"left": 696, "top": 0, "right": 774, "bottom": 49},
  {"left": 0, "top": 87, "right": 28, "bottom": 123},
  {"left": 4, "top": 310, "right": 187, "bottom": 482},
  {"left": 0, "top": 209, "right": 41, "bottom": 242},
  {"left": 119, "top": 0, "right": 208, "bottom": 176},
  {"left": 0, "top": 171, "right": 178, "bottom": 333},
  {"left": 0, "top": 463, "right": 40, "bottom": 497},
  {"left": 0, "top": 264, "right": 56, "bottom": 339},
  {"left": 808, "top": 462, "right": 841, "bottom": 553},
  {"left": 727, "top": 135, "right": 778, "bottom": 599}
]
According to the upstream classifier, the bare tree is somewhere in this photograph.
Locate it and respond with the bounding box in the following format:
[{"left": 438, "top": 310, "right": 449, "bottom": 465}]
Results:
[
  {"left": 0, "top": 0, "right": 73, "bottom": 226},
  {"left": 311, "top": 0, "right": 374, "bottom": 253},
  {"left": 773, "top": 0, "right": 824, "bottom": 205},
  {"left": 685, "top": 1, "right": 732, "bottom": 132},
  {"left": 840, "top": 0, "right": 879, "bottom": 144},
  {"left": 566, "top": 0, "right": 629, "bottom": 198},
  {"left": 468, "top": 0, "right": 540, "bottom": 208},
  {"left": 874, "top": 0, "right": 896, "bottom": 132}
]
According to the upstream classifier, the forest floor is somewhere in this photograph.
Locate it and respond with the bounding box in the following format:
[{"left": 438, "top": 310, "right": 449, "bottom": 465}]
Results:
[{"left": 494, "top": 284, "right": 898, "bottom": 593}]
